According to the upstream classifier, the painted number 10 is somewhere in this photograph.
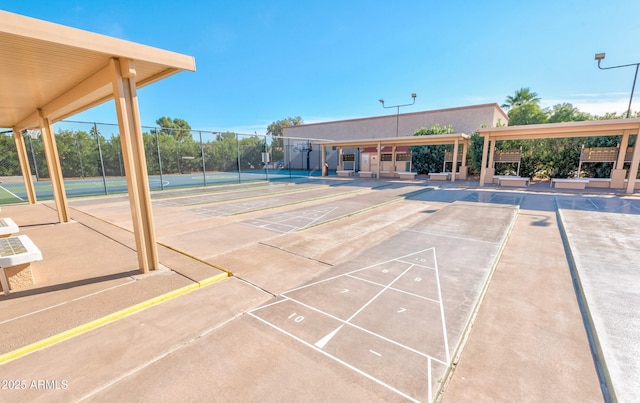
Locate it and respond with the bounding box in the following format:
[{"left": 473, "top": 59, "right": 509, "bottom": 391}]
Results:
[{"left": 288, "top": 313, "right": 305, "bottom": 323}]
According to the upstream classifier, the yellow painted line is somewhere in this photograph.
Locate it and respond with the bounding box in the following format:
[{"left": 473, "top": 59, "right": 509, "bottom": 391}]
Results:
[{"left": 0, "top": 272, "right": 230, "bottom": 366}]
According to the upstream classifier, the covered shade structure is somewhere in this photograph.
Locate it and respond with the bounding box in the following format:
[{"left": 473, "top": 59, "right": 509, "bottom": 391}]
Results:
[
  {"left": 0, "top": 10, "right": 196, "bottom": 273},
  {"left": 318, "top": 133, "right": 470, "bottom": 180},
  {"left": 477, "top": 119, "right": 640, "bottom": 193}
]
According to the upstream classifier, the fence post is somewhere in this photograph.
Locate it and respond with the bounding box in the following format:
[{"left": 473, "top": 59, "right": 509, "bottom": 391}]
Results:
[
  {"left": 199, "top": 130, "right": 207, "bottom": 186},
  {"left": 26, "top": 133, "right": 40, "bottom": 180},
  {"left": 75, "top": 133, "right": 85, "bottom": 178},
  {"left": 154, "top": 128, "right": 164, "bottom": 190},
  {"left": 236, "top": 133, "right": 241, "bottom": 183},
  {"left": 94, "top": 123, "right": 108, "bottom": 195}
]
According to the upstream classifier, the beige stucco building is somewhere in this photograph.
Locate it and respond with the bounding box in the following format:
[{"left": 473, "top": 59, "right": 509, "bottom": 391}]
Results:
[
  {"left": 281, "top": 103, "right": 507, "bottom": 171},
  {"left": 283, "top": 103, "right": 507, "bottom": 141}
]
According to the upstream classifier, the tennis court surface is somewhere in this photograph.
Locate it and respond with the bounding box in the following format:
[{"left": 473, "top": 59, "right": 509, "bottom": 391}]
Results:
[{"left": 0, "top": 178, "right": 636, "bottom": 402}]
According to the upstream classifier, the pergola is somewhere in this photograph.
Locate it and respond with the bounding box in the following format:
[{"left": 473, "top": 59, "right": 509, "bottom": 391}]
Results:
[
  {"left": 0, "top": 11, "right": 196, "bottom": 273},
  {"left": 318, "top": 133, "right": 470, "bottom": 181},
  {"left": 477, "top": 119, "right": 640, "bottom": 193}
]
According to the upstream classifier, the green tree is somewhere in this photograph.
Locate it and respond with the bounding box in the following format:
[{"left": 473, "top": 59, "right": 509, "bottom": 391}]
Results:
[
  {"left": 267, "top": 116, "right": 303, "bottom": 163},
  {"left": 0, "top": 133, "right": 19, "bottom": 176},
  {"left": 501, "top": 87, "right": 541, "bottom": 110},
  {"left": 507, "top": 103, "right": 548, "bottom": 126},
  {"left": 548, "top": 103, "right": 592, "bottom": 123},
  {"left": 411, "top": 124, "right": 455, "bottom": 174},
  {"left": 156, "top": 116, "right": 192, "bottom": 142},
  {"left": 266, "top": 116, "right": 303, "bottom": 137}
]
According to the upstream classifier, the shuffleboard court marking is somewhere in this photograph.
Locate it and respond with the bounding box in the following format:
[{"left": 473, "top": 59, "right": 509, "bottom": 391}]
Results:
[
  {"left": 344, "top": 274, "right": 441, "bottom": 304},
  {"left": 247, "top": 247, "right": 448, "bottom": 402},
  {"left": 406, "top": 228, "right": 500, "bottom": 245},
  {"left": 311, "top": 264, "right": 415, "bottom": 348},
  {"left": 247, "top": 312, "right": 421, "bottom": 403},
  {"left": 242, "top": 206, "right": 339, "bottom": 233}
]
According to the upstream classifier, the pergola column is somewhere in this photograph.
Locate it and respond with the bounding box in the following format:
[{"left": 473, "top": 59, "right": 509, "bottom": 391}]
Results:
[
  {"left": 12, "top": 129, "right": 37, "bottom": 204},
  {"left": 376, "top": 142, "right": 381, "bottom": 178},
  {"left": 626, "top": 133, "right": 640, "bottom": 194},
  {"left": 479, "top": 135, "right": 490, "bottom": 186},
  {"left": 391, "top": 145, "right": 397, "bottom": 176},
  {"left": 451, "top": 138, "right": 459, "bottom": 182},
  {"left": 321, "top": 145, "right": 327, "bottom": 176},
  {"left": 111, "top": 58, "right": 159, "bottom": 273},
  {"left": 38, "top": 110, "right": 70, "bottom": 222},
  {"left": 459, "top": 140, "right": 469, "bottom": 180},
  {"left": 609, "top": 130, "right": 631, "bottom": 188}
]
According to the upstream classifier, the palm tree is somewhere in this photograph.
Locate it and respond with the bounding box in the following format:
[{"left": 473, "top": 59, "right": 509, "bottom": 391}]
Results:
[{"left": 501, "top": 87, "right": 541, "bottom": 110}]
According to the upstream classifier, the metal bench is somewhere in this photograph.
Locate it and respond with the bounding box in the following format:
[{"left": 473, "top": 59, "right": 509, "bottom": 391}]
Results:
[
  {"left": 550, "top": 178, "right": 589, "bottom": 189},
  {"left": 0, "top": 235, "right": 43, "bottom": 295}
]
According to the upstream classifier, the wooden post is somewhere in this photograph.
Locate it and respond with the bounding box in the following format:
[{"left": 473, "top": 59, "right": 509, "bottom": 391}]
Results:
[
  {"left": 451, "top": 138, "right": 459, "bottom": 182},
  {"left": 479, "top": 135, "right": 490, "bottom": 186},
  {"left": 626, "top": 133, "right": 640, "bottom": 194},
  {"left": 12, "top": 129, "right": 37, "bottom": 204},
  {"left": 111, "top": 58, "right": 159, "bottom": 273},
  {"left": 38, "top": 111, "right": 70, "bottom": 223}
]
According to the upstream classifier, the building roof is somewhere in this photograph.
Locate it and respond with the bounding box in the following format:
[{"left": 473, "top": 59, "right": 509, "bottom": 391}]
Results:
[
  {"left": 0, "top": 10, "right": 196, "bottom": 130},
  {"left": 285, "top": 103, "right": 508, "bottom": 130},
  {"left": 318, "top": 133, "right": 470, "bottom": 148}
]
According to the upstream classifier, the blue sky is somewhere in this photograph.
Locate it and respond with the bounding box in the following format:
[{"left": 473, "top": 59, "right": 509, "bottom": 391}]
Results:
[{"left": 3, "top": 1, "right": 640, "bottom": 134}]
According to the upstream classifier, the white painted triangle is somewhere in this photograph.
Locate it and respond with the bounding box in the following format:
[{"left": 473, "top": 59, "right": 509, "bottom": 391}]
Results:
[{"left": 314, "top": 325, "right": 344, "bottom": 349}]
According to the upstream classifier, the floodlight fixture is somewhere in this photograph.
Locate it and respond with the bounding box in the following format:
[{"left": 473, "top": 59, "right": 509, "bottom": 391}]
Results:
[
  {"left": 595, "top": 52, "right": 640, "bottom": 118},
  {"left": 378, "top": 93, "right": 418, "bottom": 136}
]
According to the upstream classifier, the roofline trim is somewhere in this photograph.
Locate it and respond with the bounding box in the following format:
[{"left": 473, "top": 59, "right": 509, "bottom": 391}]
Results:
[{"left": 285, "top": 103, "right": 507, "bottom": 130}]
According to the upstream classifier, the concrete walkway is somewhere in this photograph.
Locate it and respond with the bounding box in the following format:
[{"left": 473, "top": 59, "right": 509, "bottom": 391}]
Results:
[{"left": 1, "top": 178, "right": 635, "bottom": 402}]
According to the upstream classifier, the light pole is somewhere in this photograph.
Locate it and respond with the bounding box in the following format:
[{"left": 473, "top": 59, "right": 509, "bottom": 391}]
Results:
[
  {"left": 595, "top": 52, "right": 640, "bottom": 118},
  {"left": 379, "top": 93, "right": 417, "bottom": 136}
]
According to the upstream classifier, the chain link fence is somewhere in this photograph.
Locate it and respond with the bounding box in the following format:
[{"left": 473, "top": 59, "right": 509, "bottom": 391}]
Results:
[{"left": 0, "top": 121, "right": 334, "bottom": 203}]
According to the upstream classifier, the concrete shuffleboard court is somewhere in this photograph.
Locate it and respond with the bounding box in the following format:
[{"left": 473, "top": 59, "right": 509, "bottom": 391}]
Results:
[
  {"left": 240, "top": 184, "right": 428, "bottom": 233},
  {"left": 556, "top": 196, "right": 640, "bottom": 402},
  {"left": 248, "top": 201, "right": 518, "bottom": 402}
]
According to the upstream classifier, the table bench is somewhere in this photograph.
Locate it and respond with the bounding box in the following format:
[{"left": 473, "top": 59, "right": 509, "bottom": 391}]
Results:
[
  {"left": 586, "top": 178, "right": 611, "bottom": 188},
  {"left": 336, "top": 170, "right": 354, "bottom": 177},
  {"left": 398, "top": 171, "right": 417, "bottom": 179},
  {"left": 0, "top": 235, "right": 43, "bottom": 295},
  {"left": 0, "top": 218, "right": 19, "bottom": 238},
  {"left": 429, "top": 172, "right": 451, "bottom": 181},
  {"left": 495, "top": 176, "right": 530, "bottom": 187},
  {"left": 551, "top": 178, "right": 589, "bottom": 189}
]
